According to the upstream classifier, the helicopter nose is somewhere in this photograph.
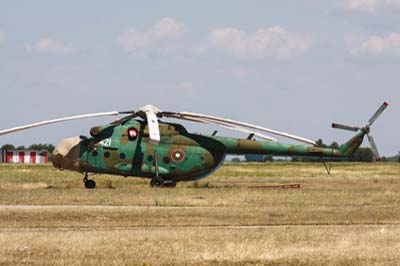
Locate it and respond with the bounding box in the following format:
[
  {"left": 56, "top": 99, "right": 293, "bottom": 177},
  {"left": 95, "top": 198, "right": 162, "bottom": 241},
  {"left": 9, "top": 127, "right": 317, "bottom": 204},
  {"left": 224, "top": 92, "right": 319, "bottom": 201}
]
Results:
[{"left": 52, "top": 136, "right": 81, "bottom": 171}]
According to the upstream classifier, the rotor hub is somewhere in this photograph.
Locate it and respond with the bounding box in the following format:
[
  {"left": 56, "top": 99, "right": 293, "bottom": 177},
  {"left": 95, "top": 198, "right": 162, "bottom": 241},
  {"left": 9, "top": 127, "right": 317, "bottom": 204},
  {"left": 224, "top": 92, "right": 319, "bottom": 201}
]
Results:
[{"left": 362, "top": 126, "right": 371, "bottom": 134}]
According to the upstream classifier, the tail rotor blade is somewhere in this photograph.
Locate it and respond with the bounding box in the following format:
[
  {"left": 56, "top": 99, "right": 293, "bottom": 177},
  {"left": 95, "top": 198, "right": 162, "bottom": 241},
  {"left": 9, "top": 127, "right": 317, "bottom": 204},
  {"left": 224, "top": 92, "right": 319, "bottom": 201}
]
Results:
[
  {"left": 332, "top": 123, "right": 360, "bottom": 132},
  {"left": 368, "top": 101, "right": 389, "bottom": 127},
  {"left": 367, "top": 134, "right": 380, "bottom": 161}
]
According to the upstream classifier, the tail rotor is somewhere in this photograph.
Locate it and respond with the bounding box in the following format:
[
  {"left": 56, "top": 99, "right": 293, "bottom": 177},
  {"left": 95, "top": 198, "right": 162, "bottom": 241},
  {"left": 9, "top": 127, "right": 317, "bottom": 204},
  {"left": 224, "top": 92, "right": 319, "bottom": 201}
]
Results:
[{"left": 332, "top": 101, "right": 388, "bottom": 161}]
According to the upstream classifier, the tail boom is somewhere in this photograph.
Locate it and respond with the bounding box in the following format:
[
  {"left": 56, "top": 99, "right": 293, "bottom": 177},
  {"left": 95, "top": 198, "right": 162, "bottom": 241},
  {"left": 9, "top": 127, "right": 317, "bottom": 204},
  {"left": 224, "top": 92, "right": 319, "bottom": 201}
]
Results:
[{"left": 213, "top": 131, "right": 365, "bottom": 159}]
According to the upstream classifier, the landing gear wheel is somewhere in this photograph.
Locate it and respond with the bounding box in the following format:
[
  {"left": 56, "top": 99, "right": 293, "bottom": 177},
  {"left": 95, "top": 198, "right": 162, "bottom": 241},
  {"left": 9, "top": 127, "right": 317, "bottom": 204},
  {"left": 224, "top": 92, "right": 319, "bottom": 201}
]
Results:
[
  {"left": 83, "top": 173, "right": 96, "bottom": 189},
  {"left": 164, "top": 181, "right": 177, "bottom": 188},
  {"left": 84, "top": 179, "right": 96, "bottom": 189},
  {"left": 150, "top": 176, "right": 165, "bottom": 187}
]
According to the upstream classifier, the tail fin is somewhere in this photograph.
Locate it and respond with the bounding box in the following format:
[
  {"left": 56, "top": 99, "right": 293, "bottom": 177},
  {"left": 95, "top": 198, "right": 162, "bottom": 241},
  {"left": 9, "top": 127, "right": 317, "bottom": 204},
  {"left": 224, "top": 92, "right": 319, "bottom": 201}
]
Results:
[{"left": 338, "top": 130, "right": 366, "bottom": 157}]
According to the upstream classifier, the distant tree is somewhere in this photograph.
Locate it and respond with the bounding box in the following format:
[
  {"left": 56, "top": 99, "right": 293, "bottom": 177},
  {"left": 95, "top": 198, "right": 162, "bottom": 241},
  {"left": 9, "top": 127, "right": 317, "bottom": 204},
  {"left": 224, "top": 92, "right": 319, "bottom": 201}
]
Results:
[
  {"left": 329, "top": 141, "right": 339, "bottom": 149},
  {"left": 315, "top": 139, "right": 341, "bottom": 149},
  {"left": 350, "top": 148, "right": 374, "bottom": 162},
  {"left": 314, "top": 139, "right": 327, "bottom": 148},
  {"left": 1, "top": 144, "right": 15, "bottom": 150},
  {"left": 28, "top": 144, "right": 55, "bottom": 153},
  {"left": 16, "top": 145, "right": 26, "bottom": 150}
]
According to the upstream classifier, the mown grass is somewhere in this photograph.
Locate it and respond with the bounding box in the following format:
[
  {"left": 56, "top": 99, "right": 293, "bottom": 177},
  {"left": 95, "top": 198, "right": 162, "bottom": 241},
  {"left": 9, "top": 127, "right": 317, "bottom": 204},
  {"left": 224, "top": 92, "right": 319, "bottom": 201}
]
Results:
[
  {"left": 1, "top": 226, "right": 400, "bottom": 266},
  {"left": 0, "top": 162, "right": 400, "bottom": 265}
]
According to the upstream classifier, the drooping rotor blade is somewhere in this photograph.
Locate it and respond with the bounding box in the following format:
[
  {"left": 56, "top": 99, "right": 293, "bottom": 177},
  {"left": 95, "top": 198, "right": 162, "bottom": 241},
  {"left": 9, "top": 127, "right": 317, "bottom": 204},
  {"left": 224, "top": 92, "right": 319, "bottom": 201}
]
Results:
[
  {"left": 331, "top": 123, "right": 360, "bottom": 132},
  {"left": 368, "top": 101, "right": 389, "bottom": 127},
  {"left": 367, "top": 134, "right": 380, "bottom": 161},
  {"left": 176, "top": 115, "right": 277, "bottom": 142},
  {"left": 145, "top": 111, "right": 161, "bottom": 144},
  {"left": 134, "top": 105, "right": 162, "bottom": 144},
  {"left": 163, "top": 111, "right": 315, "bottom": 145},
  {"left": 218, "top": 124, "right": 277, "bottom": 142},
  {"left": 203, "top": 119, "right": 277, "bottom": 142},
  {"left": 0, "top": 111, "right": 121, "bottom": 136}
]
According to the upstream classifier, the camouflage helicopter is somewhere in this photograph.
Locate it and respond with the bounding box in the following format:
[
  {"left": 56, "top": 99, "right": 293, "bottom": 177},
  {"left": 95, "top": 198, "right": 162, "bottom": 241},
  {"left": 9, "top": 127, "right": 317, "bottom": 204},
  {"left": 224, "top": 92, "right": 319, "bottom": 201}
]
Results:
[{"left": 0, "top": 102, "right": 388, "bottom": 188}]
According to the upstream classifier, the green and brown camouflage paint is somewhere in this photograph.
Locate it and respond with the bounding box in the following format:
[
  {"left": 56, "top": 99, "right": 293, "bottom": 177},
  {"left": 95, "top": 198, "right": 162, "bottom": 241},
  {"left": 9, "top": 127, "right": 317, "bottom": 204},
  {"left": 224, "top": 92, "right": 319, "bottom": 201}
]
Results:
[{"left": 54, "top": 118, "right": 366, "bottom": 182}]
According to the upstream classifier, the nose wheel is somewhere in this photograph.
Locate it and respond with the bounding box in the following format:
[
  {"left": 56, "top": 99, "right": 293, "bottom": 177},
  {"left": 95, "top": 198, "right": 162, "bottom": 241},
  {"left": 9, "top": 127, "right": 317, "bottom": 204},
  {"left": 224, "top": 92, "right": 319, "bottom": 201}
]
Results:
[{"left": 83, "top": 173, "right": 96, "bottom": 189}]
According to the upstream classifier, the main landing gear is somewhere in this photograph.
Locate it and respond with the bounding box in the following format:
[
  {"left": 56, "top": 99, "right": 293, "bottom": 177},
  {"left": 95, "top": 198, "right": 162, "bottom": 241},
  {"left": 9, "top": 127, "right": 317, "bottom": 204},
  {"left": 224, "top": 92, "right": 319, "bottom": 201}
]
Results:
[
  {"left": 150, "top": 176, "right": 176, "bottom": 188},
  {"left": 83, "top": 172, "right": 96, "bottom": 189},
  {"left": 149, "top": 151, "right": 176, "bottom": 188}
]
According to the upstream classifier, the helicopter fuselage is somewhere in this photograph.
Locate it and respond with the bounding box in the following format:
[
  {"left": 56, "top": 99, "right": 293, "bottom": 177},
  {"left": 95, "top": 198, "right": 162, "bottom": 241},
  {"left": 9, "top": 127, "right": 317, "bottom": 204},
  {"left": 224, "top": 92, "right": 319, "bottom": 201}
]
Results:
[
  {"left": 51, "top": 118, "right": 365, "bottom": 182},
  {"left": 53, "top": 119, "right": 227, "bottom": 182}
]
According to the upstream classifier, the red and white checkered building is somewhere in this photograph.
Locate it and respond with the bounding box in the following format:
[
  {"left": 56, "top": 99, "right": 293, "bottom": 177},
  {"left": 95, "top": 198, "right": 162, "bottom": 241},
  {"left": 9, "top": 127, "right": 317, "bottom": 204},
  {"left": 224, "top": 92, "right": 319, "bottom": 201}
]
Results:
[{"left": 0, "top": 149, "right": 48, "bottom": 164}]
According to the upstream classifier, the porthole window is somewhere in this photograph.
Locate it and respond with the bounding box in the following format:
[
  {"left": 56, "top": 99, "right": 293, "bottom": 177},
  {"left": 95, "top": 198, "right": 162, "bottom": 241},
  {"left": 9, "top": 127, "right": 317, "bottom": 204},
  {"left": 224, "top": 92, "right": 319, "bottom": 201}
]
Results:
[
  {"left": 119, "top": 153, "right": 126, "bottom": 159},
  {"left": 104, "top": 151, "right": 110, "bottom": 158},
  {"left": 92, "top": 150, "right": 98, "bottom": 157},
  {"left": 163, "top": 157, "right": 171, "bottom": 164},
  {"left": 147, "top": 155, "right": 154, "bottom": 162}
]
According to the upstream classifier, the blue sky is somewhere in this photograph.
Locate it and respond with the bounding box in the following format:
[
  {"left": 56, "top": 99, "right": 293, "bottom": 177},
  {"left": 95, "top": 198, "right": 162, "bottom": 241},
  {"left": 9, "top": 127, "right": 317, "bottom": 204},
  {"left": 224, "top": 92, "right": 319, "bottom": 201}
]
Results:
[{"left": 0, "top": 0, "right": 399, "bottom": 156}]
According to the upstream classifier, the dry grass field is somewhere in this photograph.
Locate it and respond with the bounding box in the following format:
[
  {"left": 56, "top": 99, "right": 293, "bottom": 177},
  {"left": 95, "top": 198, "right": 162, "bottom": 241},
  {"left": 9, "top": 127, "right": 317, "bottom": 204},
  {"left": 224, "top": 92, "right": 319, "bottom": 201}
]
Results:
[{"left": 0, "top": 162, "right": 400, "bottom": 265}]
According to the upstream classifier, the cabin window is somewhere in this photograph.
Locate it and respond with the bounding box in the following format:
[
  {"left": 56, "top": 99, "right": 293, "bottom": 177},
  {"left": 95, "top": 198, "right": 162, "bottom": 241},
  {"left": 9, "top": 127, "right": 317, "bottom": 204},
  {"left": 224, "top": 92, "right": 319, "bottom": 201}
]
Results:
[{"left": 163, "top": 157, "right": 171, "bottom": 164}]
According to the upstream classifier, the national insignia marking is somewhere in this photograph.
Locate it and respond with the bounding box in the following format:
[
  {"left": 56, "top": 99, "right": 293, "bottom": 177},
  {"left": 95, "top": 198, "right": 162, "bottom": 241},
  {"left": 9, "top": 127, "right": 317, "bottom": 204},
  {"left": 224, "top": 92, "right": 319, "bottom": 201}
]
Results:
[{"left": 171, "top": 148, "right": 185, "bottom": 162}]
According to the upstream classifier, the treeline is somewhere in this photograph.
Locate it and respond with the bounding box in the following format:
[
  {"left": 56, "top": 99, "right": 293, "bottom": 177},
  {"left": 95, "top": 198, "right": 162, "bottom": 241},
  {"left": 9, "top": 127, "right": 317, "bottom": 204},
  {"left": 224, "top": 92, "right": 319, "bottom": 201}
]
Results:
[{"left": 1, "top": 144, "right": 55, "bottom": 153}]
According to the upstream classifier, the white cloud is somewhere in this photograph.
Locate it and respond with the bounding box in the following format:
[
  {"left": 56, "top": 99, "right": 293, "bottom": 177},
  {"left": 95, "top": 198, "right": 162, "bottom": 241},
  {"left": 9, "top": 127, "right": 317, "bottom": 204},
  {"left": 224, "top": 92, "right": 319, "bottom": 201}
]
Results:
[
  {"left": 26, "top": 38, "right": 72, "bottom": 54},
  {"left": 0, "top": 31, "right": 5, "bottom": 43},
  {"left": 343, "top": 0, "right": 400, "bottom": 12},
  {"left": 209, "top": 26, "right": 311, "bottom": 59},
  {"left": 351, "top": 33, "right": 400, "bottom": 55},
  {"left": 119, "top": 17, "right": 186, "bottom": 53}
]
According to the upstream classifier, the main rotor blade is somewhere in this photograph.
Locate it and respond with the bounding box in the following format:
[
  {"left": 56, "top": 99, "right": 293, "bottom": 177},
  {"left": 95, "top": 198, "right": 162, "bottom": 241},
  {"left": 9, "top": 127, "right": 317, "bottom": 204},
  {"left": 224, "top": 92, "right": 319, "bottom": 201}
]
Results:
[
  {"left": 367, "top": 134, "right": 380, "bottom": 161},
  {"left": 0, "top": 111, "right": 120, "bottom": 136},
  {"left": 204, "top": 119, "right": 277, "bottom": 142},
  {"left": 145, "top": 111, "right": 160, "bottom": 144},
  {"left": 176, "top": 116, "right": 277, "bottom": 142},
  {"left": 368, "top": 101, "right": 389, "bottom": 127},
  {"left": 331, "top": 123, "right": 360, "bottom": 132},
  {"left": 163, "top": 111, "right": 315, "bottom": 145}
]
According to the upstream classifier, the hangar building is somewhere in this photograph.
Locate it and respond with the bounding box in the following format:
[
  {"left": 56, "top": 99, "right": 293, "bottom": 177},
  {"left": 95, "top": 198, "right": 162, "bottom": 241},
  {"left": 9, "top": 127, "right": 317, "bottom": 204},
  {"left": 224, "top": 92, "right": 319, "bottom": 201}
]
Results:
[{"left": 0, "top": 149, "right": 49, "bottom": 164}]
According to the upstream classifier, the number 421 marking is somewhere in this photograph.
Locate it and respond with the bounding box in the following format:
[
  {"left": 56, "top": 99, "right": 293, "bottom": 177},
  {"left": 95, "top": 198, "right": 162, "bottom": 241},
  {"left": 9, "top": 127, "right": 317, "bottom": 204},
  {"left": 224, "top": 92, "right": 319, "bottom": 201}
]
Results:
[{"left": 99, "top": 138, "right": 112, "bottom": 147}]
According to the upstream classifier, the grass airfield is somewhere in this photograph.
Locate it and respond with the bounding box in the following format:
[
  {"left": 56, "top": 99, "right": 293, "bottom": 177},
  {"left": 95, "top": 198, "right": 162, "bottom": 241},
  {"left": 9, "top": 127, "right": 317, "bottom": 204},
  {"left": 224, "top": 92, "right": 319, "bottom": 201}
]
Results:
[{"left": 0, "top": 163, "right": 400, "bottom": 265}]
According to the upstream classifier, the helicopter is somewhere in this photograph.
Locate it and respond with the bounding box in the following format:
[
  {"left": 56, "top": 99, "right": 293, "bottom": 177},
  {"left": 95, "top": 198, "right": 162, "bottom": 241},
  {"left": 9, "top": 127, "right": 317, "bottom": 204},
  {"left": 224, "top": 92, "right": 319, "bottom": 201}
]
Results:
[{"left": 0, "top": 102, "right": 388, "bottom": 188}]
